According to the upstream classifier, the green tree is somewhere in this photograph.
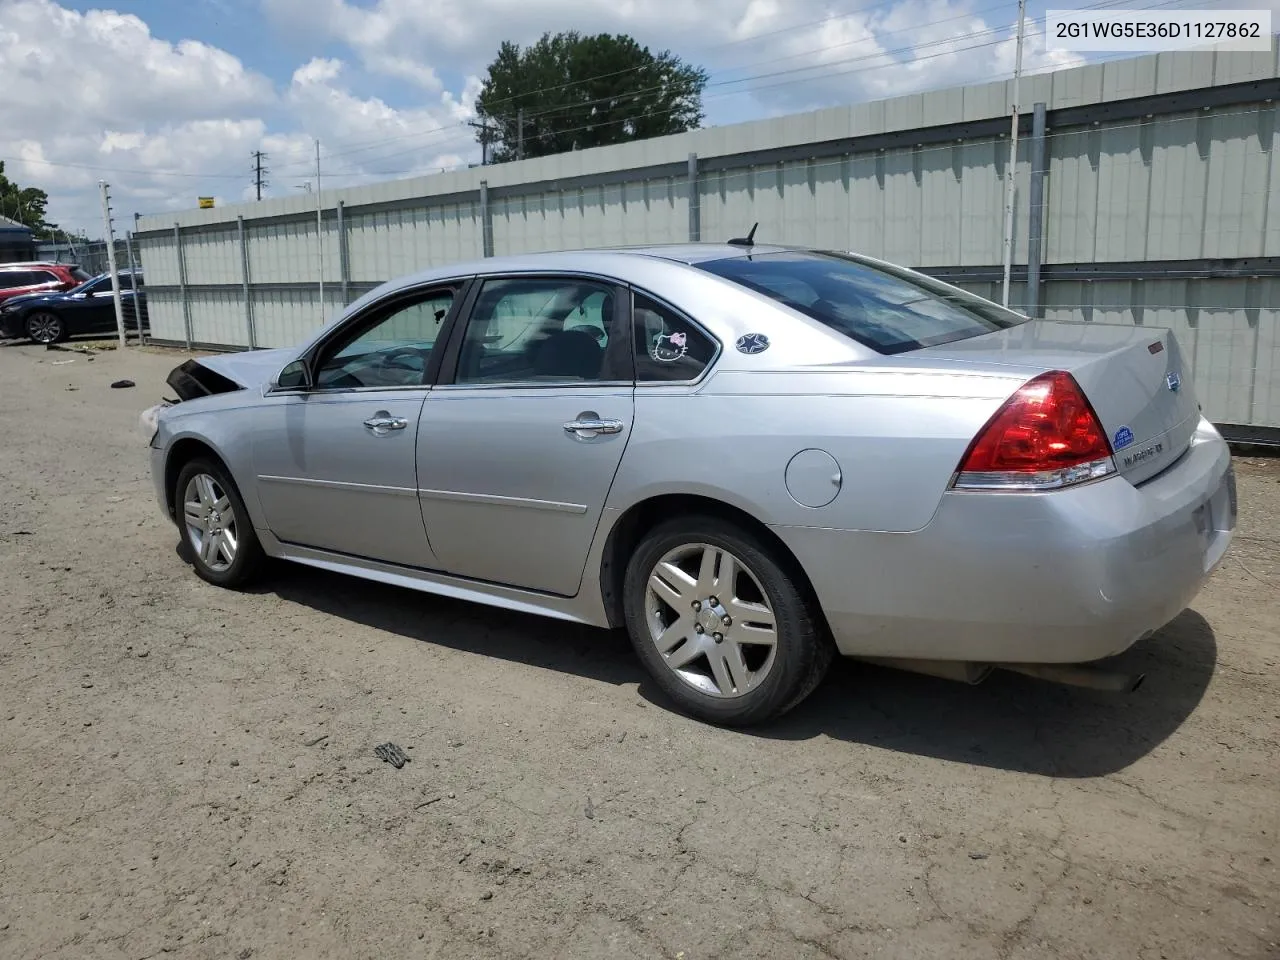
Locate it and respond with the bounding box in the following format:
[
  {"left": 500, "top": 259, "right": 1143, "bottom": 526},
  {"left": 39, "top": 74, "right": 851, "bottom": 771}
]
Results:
[
  {"left": 0, "top": 161, "right": 51, "bottom": 232},
  {"left": 474, "top": 32, "right": 708, "bottom": 163}
]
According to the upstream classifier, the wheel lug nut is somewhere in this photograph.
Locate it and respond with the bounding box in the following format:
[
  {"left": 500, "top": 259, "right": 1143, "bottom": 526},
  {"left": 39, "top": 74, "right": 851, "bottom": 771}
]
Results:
[
  {"left": 713, "top": 633, "right": 724, "bottom": 643},
  {"left": 695, "top": 624, "right": 704, "bottom": 634},
  {"left": 692, "top": 601, "right": 702, "bottom": 612},
  {"left": 709, "top": 596, "right": 718, "bottom": 606},
  {"left": 722, "top": 615, "right": 732, "bottom": 626}
]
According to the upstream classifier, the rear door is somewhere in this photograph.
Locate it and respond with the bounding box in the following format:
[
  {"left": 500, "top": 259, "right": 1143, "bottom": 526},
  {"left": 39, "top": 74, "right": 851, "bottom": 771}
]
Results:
[{"left": 416, "top": 274, "right": 634, "bottom": 596}]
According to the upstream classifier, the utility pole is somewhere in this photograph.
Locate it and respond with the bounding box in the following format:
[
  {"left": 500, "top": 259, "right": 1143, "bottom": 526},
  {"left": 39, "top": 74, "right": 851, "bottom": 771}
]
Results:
[
  {"left": 1000, "top": 0, "right": 1027, "bottom": 309},
  {"left": 252, "top": 150, "right": 269, "bottom": 201},
  {"left": 517, "top": 107, "right": 525, "bottom": 161},
  {"left": 467, "top": 120, "right": 495, "bottom": 165},
  {"left": 98, "top": 180, "right": 127, "bottom": 349},
  {"left": 315, "top": 139, "right": 324, "bottom": 313}
]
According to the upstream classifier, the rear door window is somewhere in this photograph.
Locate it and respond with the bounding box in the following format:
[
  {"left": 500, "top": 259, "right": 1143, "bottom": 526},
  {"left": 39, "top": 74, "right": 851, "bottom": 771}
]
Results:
[
  {"left": 452, "top": 277, "right": 629, "bottom": 384},
  {"left": 697, "top": 251, "right": 1027, "bottom": 354},
  {"left": 633, "top": 293, "right": 718, "bottom": 382}
]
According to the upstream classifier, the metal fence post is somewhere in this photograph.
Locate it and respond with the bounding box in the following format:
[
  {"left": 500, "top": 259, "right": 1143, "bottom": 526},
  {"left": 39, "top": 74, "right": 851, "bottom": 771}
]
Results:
[
  {"left": 479, "top": 181, "right": 493, "bottom": 257},
  {"left": 1025, "top": 101, "right": 1048, "bottom": 318},
  {"left": 124, "top": 232, "right": 144, "bottom": 345},
  {"left": 174, "top": 222, "right": 192, "bottom": 350},
  {"left": 337, "top": 200, "right": 350, "bottom": 304},
  {"left": 237, "top": 215, "right": 256, "bottom": 349},
  {"left": 688, "top": 152, "right": 700, "bottom": 242}
]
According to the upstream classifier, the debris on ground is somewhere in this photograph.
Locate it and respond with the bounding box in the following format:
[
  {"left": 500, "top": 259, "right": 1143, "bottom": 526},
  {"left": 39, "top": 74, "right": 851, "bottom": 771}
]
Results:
[
  {"left": 374, "top": 742, "right": 410, "bottom": 768},
  {"left": 110, "top": 379, "right": 135, "bottom": 389}
]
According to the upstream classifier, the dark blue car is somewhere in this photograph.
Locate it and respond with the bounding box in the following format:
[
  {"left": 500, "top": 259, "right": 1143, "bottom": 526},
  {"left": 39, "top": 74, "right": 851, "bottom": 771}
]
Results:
[{"left": 0, "top": 269, "right": 148, "bottom": 344}]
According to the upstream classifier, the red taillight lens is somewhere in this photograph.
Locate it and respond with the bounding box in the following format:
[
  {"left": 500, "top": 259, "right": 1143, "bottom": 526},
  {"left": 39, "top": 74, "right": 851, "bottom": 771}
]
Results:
[{"left": 952, "top": 370, "right": 1116, "bottom": 491}]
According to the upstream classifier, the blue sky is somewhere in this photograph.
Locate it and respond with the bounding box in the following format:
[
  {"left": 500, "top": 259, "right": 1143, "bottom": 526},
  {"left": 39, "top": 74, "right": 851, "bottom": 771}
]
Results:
[{"left": 2, "top": 0, "right": 1249, "bottom": 232}]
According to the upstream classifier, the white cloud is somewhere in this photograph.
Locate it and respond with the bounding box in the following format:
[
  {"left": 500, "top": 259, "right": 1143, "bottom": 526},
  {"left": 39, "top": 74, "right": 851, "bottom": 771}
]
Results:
[
  {"left": 0, "top": 0, "right": 476, "bottom": 234},
  {"left": 260, "top": 0, "right": 1074, "bottom": 114},
  {"left": 3, "top": 0, "right": 1092, "bottom": 236}
]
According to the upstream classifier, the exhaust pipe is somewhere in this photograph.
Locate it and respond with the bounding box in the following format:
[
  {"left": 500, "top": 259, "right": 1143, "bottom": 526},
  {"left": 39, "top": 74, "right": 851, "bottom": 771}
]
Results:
[{"left": 999, "top": 662, "right": 1145, "bottom": 693}]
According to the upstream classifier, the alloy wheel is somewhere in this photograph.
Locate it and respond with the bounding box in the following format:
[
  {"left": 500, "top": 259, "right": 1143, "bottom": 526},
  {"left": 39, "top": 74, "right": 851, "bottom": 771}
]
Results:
[
  {"left": 27, "top": 313, "right": 63, "bottom": 344},
  {"left": 183, "top": 472, "right": 239, "bottom": 573},
  {"left": 644, "top": 542, "right": 779, "bottom": 698}
]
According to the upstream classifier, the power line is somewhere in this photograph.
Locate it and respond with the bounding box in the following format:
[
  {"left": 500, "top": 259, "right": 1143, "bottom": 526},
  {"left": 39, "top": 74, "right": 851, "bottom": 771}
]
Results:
[
  {"left": 280, "top": 0, "right": 1019, "bottom": 172},
  {"left": 298, "top": 0, "right": 1009, "bottom": 166},
  {"left": 0, "top": 0, "right": 1202, "bottom": 187},
  {"left": 277, "top": 0, "right": 1180, "bottom": 178}
]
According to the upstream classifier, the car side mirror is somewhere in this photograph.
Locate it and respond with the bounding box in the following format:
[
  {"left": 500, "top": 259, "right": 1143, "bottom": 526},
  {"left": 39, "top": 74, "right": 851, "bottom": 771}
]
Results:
[{"left": 275, "top": 359, "right": 312, "bottom": 390}]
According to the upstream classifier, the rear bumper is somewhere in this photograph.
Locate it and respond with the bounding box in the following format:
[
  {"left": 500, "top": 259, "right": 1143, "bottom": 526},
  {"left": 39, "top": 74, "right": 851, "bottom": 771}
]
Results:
[{"left": 774, "top": 417, "right": 1235, "bottom": 664}]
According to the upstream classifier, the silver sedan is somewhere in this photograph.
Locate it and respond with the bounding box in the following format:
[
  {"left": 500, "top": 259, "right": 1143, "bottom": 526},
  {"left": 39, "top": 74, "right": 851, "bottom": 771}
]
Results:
[{"left": 141, "top": 242, "right": 1236, "bottom": 725}]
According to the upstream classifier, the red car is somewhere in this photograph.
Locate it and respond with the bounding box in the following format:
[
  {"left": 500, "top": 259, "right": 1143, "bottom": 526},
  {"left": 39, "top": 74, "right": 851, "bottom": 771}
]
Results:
[{"left": 0, "top": 262, "right": 91, "bottom": 305}]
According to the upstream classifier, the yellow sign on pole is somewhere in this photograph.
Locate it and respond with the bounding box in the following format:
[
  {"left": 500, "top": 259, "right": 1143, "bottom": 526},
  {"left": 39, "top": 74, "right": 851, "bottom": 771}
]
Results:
[{"left": 198, "top": 197, "right": 215, "bottom": 209}]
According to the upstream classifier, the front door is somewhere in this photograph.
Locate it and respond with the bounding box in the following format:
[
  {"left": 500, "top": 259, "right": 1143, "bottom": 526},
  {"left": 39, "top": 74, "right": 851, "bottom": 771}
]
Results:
[
  {"left": 252, "top": 285, "right": 460, "bottom": 569},
  {"left": 417, "top": 275, "right": 634, "bottom": 596}
]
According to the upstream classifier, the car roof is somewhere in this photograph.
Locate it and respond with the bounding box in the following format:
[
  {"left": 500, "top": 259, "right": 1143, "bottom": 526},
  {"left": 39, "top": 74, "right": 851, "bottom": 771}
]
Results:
[
  {"left": 0, "top": 261, "right": 73, "bottom": 269},
  {"left": 367, "top": 242, "right": 812, "bottom": 297},
  {"left": 589, "top": 242, "right": 803, "bottom": 264}
]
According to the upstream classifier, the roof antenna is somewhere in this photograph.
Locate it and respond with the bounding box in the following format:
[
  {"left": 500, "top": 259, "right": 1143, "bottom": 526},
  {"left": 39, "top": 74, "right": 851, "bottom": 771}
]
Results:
[{"left": 727, "top": 222, "right": 758, "bottom": 247}]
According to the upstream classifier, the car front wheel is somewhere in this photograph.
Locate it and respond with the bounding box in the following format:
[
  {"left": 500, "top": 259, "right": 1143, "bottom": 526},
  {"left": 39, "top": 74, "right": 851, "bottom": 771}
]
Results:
[
  {"left": 26, "top": 311, "right": 66, "bottom": 344},
  {"left": 174, "top": 457, "right": 265, "bottom": 589},
  {"left": 622, "top": 515, "right": 833, "bottom": 726}
]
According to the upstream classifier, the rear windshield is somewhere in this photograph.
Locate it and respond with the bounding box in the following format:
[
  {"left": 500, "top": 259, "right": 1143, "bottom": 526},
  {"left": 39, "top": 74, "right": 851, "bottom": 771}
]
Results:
[
  {"left": 70, "top": 266, "right": 94, "bottom": 282},
  {"left": 697, "top": 250, "right": 1027, "bottom": 354}
]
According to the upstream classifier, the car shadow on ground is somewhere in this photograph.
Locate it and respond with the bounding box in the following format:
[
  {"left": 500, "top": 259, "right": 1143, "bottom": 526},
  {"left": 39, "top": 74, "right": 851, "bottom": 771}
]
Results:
[{"left": 255, "top": 556, "right": 1216, "bottom": 779}]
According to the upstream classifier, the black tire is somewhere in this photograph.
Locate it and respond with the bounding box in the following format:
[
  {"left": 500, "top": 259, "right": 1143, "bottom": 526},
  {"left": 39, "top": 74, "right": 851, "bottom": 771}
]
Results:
[
  {"left": 26, "top": 311, "right": 66, "bottom": 345},
  {"left": 622, "top": 515, "right": 834, "bottom": 727},
  {"left": 174, "top": 456, "right": 265, "bottom": 589}
]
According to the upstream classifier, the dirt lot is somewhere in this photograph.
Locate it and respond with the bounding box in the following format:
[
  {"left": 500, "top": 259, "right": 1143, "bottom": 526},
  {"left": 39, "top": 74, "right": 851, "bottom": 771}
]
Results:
[{"left": 0, "top": 340, "right": 1277, "bottom": 960}]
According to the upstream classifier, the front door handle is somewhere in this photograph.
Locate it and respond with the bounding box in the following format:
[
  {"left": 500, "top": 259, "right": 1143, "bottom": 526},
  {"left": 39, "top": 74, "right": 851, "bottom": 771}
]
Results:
[
  {"left": 363, "top": 413, "right": 409, "bottom": 435},
  {"left": 563, "top": 412, "right": 625, "bottom": 439}
]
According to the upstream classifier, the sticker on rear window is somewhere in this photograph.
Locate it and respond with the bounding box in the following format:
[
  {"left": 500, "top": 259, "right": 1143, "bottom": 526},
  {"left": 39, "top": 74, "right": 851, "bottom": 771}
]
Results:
[
  {"left": 1113, "top": 426, "right": 1134, "bottom": 450},
  {"left": 652, "top": 330, "right": 687, "bottom": 362}
]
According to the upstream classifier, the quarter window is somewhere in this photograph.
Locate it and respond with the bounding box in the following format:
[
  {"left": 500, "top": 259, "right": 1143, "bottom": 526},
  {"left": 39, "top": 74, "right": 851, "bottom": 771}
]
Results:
[
  {"left": 633, "top": 293, "right": 717, "bottom": 382},
  {"left": 314, "top": 288, "right": 456, "bottom": 389},
  {"left": 453, "top": 277, "right": 628, "bottom": 384}
]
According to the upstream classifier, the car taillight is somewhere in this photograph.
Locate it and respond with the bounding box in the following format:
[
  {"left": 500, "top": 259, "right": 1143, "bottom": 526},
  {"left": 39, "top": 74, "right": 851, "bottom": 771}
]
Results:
[{"left": 951, "top": 370, "right": 1116, "bottom": 491}]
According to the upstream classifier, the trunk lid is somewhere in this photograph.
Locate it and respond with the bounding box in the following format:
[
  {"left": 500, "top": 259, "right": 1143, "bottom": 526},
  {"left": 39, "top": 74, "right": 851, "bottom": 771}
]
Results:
[{"left": 913, "top": 320, "right": 1199, "bottom": 484}]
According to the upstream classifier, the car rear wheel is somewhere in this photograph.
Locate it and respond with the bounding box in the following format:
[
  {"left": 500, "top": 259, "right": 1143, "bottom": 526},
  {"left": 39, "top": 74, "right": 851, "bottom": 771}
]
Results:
[
  {"left": 26, "top": 311, "right": 66, "bottom": 344},
  {"left": 175, "top": 457, "right": 264, "bottom": 589},
  {"left": 622, "top": 515, "right": 833, "bottom": 726}
]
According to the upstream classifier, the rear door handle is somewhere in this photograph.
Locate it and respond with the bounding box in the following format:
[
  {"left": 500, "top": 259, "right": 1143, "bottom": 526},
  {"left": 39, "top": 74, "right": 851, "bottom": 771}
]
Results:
[
  {"left": 563, "top": 414, "right": 625, "bottom": 438},
  {"left": 363, "top": 413, "right": 409, "bottom": 434}
]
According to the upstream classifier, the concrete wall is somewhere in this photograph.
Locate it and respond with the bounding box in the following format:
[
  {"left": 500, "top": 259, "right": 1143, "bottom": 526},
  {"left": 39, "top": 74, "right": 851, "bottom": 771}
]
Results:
[{"left": 135, "top": 44, "right": 1280, "bottom": 431}]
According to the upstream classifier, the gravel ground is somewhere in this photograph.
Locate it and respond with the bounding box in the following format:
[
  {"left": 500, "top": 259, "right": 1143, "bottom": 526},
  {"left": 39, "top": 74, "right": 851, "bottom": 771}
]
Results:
[{"left": 0, "top": 340, "right": 1277, "bottom": 960}]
